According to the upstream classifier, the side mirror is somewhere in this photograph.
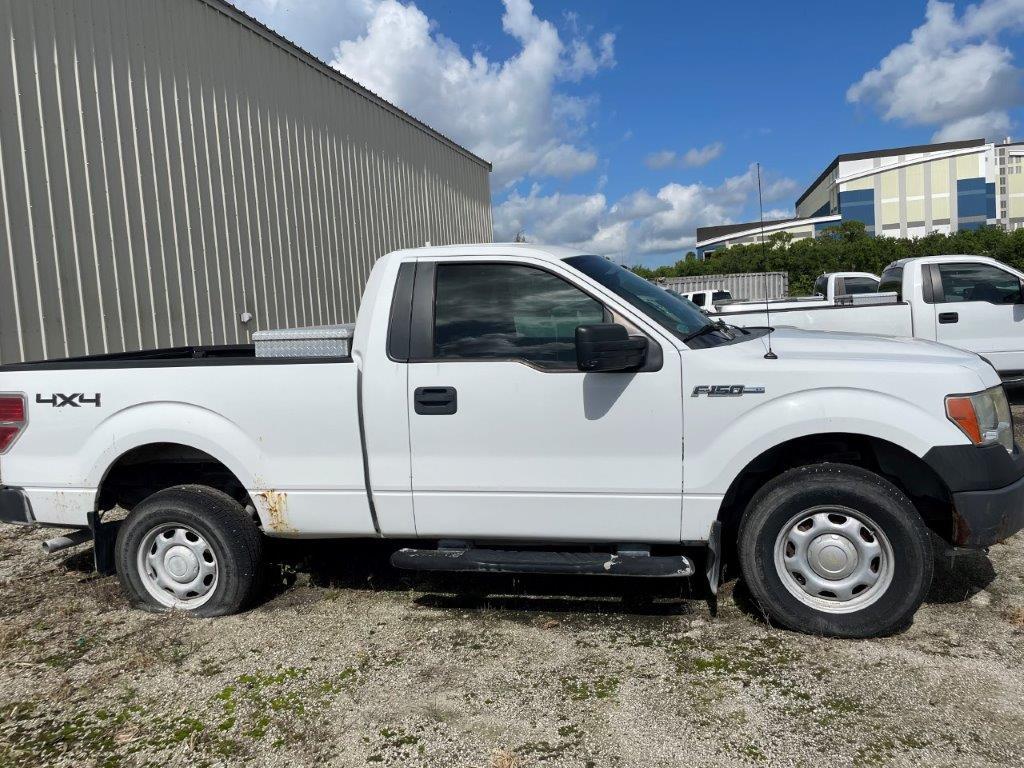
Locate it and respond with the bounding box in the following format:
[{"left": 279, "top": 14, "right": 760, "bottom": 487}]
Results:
[
  {"left": 1018, "top": 279, "right": 1024, "bottom": 304},
  {"left": 576, "top": 324, "right": 647, "bottom": 372}
]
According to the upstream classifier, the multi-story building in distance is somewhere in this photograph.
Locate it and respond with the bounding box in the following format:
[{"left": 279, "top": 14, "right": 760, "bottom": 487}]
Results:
[{"left": 696, "top": 137, "right": 1024, "bottom": 259}]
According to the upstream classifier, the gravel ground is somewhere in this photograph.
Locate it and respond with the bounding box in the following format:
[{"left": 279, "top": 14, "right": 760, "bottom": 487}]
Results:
[{"left": 0, "top": 410, "right": 1022, "bottom": 768}]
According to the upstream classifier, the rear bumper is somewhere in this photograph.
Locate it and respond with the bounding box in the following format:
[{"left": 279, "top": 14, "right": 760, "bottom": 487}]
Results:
[
  {"left": 0, "top": 487, "right": 34, "bottom": 525},
  {"left": 924, "top": 443, "right": 1024, "bottom": 548}
]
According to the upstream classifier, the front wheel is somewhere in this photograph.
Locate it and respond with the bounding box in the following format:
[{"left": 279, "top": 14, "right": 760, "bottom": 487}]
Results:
[
  {"left": 115, "top": 485, "right": 263, "bottom": 617},
  {"left": 738, "top": 463, "right": 932, "bottom": 638}
]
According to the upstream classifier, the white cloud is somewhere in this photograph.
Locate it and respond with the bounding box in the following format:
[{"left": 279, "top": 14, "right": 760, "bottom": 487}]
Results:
[
  {"left": 494, "top": 164, "right": 798, "bottom": 264},
  {"left": 933, "top": 110, "right": 1015, "bottom": 142},
  {"left": 233, "top": 0, "right": 378, "bottom": 60},
  {"left": 327, "top": 0, "right": 615, "bottom": 186},
  {"left": 644, "top": 150, "right": 678, "bottom": 170},
  {"left": 681, "top": 142, "right": 725, "bottom": 167},
  {"left": 847, "top": 0, "right": 1024, "bottom": 141},
  {"left": 644, "top": 142, "right": 725, "bottom": 170}
]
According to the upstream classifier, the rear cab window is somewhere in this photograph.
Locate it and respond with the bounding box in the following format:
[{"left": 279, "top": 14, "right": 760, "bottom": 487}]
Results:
[
  {"left": 843, "top": 277, "right": 880, "bottom": 295},
  {"left": 878, "top": 266, "right": 904, "bottom": 301}
]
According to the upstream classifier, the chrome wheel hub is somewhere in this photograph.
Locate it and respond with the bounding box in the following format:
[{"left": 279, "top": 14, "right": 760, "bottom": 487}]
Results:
[
  {"left": 137, "top": 524, "right": 218, "bottom": 609},
  {"left": 774, "top": 506, "right": 894, "bottom": 614}
]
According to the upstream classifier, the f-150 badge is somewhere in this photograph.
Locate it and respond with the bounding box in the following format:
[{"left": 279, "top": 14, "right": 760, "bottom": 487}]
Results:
[
  {"left": 691, "top": 385, "right": 765, "bottom": 397},
  {"left": 36, "top": 393, "right": 101, "bottom": 408}
]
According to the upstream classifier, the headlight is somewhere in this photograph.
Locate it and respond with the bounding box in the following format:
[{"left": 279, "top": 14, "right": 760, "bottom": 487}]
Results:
[{"left": 946, "top": 385, "right": 1014, "bottom": 453}]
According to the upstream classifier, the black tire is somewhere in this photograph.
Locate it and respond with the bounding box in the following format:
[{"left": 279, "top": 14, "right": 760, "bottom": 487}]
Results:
[
  {"left": 737, "top": 463, "right": 932, "bottom": 639},
  {"left": 115, "top": 485, "right": 263, "bottom": 617}
]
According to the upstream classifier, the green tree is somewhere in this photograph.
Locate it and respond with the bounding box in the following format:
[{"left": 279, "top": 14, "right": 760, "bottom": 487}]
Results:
[{"left": 631, "top": 226, "right": 1024, "bottom": 296}]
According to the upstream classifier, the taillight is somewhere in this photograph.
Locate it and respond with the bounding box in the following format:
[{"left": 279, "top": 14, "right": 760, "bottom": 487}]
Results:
[{"left": 0, "top": 394, "right": 26, "bottom": 454}]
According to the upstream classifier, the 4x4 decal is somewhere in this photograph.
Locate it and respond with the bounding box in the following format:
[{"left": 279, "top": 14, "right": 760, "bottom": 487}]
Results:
[{"left": 36, "top": 393, "right": 101, "bottom": 408}]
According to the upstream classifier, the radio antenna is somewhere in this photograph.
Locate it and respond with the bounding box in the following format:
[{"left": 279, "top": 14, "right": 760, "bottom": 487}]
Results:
[{"left": 756, "top": 163, "right": 777, "bottom": 360}]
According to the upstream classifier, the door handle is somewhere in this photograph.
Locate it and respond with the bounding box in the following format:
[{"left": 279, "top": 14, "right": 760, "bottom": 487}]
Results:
[
  {"left": 938, "top": 312, "right": 959, "bottom": 324},
  {"left": 414, "top": 386, "right": 457, "bottom": 415}
]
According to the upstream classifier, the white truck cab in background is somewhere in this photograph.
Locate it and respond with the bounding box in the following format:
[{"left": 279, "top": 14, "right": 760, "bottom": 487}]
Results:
[
  {"left": 812, "top": 272, "right": 880, "bottom": 300},
  {"left": 677, "top": 289, "right": 733, "bottom": 309},
  {"left": 715, "top": 271, "right": 881, "bottom": 314},
  {"left": 1, "top": 244, "right": 1022, "bottom": 640}
]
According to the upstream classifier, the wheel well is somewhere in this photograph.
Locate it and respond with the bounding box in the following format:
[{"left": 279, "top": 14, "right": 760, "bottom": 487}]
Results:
[
  {"left": 96, "top": 443, "right": 252, "bottom": 513},
  {"left": 716, "top": 433, "right": 955, "bottom": 568}
]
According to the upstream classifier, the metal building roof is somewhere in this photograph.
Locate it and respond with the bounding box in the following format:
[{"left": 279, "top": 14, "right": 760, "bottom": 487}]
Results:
[{"left": 794, "top": 138, "right": 986, "bottom": 208}]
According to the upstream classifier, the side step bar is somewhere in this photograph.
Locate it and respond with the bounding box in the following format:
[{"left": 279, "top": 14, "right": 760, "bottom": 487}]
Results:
[{"left": 391, "top": 547, "right": 695, "bottom": 578}]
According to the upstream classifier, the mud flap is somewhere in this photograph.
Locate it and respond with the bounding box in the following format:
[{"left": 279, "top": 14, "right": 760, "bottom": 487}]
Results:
[
  {"left": 705, "top": 520, "right": 722, "bottom": 617},
  {"left": 88, "top": 511, "right": 120, "bottom": 576}
]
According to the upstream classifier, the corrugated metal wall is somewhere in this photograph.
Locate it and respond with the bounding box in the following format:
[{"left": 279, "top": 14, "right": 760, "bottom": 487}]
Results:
[
  {"left": 0, "top": 0, "right": 492, "bottom": 363},
  {"left": 656, "top": 272, "right": 789, "bottom": 301}
]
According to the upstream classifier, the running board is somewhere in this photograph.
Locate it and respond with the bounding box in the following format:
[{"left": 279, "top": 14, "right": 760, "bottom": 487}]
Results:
[{"left": 390, "top": 547, "right": 695, "bottom": 578}]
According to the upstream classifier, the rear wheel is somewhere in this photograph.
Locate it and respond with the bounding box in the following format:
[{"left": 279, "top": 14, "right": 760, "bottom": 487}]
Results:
[
  {"left": 115, "top": 485, "right": 263, "bottom": 617},
  {"left": 738, "top": 463, "right": 932, "bottom": 638}
]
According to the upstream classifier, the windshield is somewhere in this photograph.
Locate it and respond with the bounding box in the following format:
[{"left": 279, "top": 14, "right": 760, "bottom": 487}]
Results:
[{"left": 564, "top": 255, "right": 738, "bottom": 346}]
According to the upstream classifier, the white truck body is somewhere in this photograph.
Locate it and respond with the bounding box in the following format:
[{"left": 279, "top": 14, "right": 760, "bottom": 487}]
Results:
[
  {"left": 715, "top": 272, "right": 880, "bottom": 314},
  {"left": 1, "top": 243, "right": 1022, "bottom": 636},
  {"left": 677, "top": 289, "right": 732, "bottom": 309},
  {"left": 721, "top": 256, "right": 1024, "bottom": 375}
]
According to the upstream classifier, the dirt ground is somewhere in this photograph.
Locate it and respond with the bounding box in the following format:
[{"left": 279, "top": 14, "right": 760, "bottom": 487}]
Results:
[{"left": 0, "top": 412, "right": 1023, "bottom": 767}]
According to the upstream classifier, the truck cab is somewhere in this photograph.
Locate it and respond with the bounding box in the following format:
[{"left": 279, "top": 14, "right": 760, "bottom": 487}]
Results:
[
  {"left": 879, "top": 255, "right": 1024, "bottom": 375},
  {"left": 812, "top": 272, "right": 880, "bottom": 300}
]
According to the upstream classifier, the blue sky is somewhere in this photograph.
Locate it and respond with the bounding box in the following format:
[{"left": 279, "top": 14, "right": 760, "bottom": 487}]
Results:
[{"left": 236, "top": 0, "right": 1024, "bottom": 266}]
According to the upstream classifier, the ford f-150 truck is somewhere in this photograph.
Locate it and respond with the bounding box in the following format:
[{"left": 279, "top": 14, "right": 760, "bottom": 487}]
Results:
[
  {"left": 721, "top": 255, "right": 1024, "bottom": 378},
  {"left": 1, "top": 244, "right": 1022, "bottom": 638}
]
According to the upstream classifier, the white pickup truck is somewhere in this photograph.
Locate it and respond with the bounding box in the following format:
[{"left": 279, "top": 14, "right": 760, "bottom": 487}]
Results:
[
  {"left": 722, "top": 255, "right": 1024, "bottom": 377},
  {"left": 715, "top": 271, "right": 880, "bottom": 314},
  {"left": 1, "top": 244, "right": 1022, "bottom": 639}
]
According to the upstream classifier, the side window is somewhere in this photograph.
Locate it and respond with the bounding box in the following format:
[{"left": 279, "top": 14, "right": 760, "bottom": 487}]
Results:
[
  {"left": 878, "top": 267, "right": 903, "bottom": 300},
  {"left": 843, "top": 277, "right": 879, "bottom": 294},
  {"left": 937, "top": 264, "right": 1022, "bottom": 304},
  {"left": 692, "top": 292, "right": 706, "bottom": 307},
  {"left": 433, "top": 263, "right": 607, "bottom": 367},
  {"left": 813, "top": 276, "right": 828, "bottom": 296}
]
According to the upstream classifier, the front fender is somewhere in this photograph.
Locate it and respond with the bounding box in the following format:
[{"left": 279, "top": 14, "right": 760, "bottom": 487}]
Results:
[{"left": 686, "top": 386, "right": 970, "bottom": 497}]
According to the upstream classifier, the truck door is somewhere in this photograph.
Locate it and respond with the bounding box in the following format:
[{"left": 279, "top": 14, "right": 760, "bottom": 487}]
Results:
[
  {"left": 402, "top": 258, "right": 684, "bottom": 543},
  {"left": 931, "top": 262, "right": 1024, "bottom": 372}
]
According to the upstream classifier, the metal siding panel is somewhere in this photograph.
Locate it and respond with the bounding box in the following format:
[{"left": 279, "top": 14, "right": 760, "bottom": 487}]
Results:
[
  {"left": 151, "top": 5, "right": 190, "bottom": 347},
  {"left": 117, "top": 0, "right": 159, "bottom": 351},
  {"left": 0, "top": 0, "right": 491, "bottom": 362},
  {"left": 47, "top": 3, "right": 92, "bottom": 356},
  {"left": 125, "top": 1, "right": 169, "bottom": 349},
  {"left": 0, "top": 1, "right": 29, "bottom": 362},
  {"left": 8, "top": 1, "right": 51, "bottom": 361}
]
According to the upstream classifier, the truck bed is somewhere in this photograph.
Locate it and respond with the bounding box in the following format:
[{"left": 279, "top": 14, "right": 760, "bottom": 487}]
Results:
[
  {"left": 0, "top": 344, "right": 349, "bottom": 371},
  {"left": 721, "top": 301, "right": 914, "bottom": 336},
  {"left": 0, "top": 349, "right": 369, "bottom": 535}
]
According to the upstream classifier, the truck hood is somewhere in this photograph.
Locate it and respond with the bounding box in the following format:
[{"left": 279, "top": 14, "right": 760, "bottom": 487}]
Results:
[{"left": 750, "top": 327, "right": 999, "bottom": 386}]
